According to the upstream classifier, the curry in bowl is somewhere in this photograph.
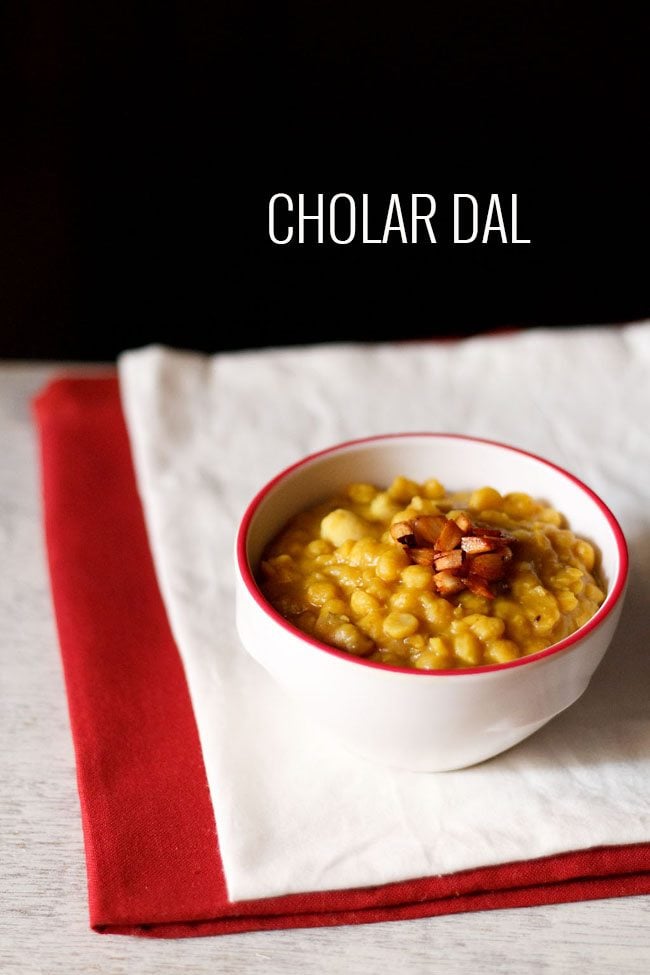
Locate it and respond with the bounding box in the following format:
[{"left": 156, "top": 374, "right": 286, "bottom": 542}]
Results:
[{"left": 259, "top": 475, "right": 605, "bottom": 670}]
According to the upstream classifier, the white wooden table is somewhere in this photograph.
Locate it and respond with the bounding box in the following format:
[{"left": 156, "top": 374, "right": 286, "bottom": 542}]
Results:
[{"left": 2, "top": 362, "right": 649, "bottom": 975}]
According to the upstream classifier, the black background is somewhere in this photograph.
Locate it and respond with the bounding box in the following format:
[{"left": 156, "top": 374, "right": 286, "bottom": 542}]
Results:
[{"left": 2, "top": 2, "right": 648, "bottom": 360}]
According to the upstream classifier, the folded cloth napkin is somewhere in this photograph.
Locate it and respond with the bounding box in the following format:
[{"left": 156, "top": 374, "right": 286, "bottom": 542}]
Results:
[{"left": 35, "top": 324, "right": 650, "bottom": 936}]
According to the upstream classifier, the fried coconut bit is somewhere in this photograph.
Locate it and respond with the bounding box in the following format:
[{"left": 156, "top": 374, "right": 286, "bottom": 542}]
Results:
[{"left": 389, "top": 512, "right": 515, "bottom": 599}]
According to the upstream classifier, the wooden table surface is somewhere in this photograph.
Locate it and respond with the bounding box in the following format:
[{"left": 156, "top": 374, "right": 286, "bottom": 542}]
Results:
[{"left": 3, "top": 362, "right": 650, "bottom": 975}]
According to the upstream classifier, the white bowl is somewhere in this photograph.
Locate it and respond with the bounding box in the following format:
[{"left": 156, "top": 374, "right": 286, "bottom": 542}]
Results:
[{"left": 235, "top": 434, "right": 628, "bottom": 771}]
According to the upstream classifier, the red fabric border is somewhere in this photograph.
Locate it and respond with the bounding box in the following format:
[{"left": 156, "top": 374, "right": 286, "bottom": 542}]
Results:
[{"left": 33, "top": 375, "right": 650, "bottom": 938}]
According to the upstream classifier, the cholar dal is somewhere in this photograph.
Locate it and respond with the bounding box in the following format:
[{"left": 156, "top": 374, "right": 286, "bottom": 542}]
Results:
[{"left": 258, "top": 476, "right": 606, "bottom": 669}]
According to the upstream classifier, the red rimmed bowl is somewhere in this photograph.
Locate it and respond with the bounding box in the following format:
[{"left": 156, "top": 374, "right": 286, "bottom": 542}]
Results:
[{"left": 235, "top": 434, "right": 628, "bottom": 771}]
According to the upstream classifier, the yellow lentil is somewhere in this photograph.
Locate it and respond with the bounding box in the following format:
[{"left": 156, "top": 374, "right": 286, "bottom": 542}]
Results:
[{"left": 259, "top": 477, "right": 607, "bottom": 669}]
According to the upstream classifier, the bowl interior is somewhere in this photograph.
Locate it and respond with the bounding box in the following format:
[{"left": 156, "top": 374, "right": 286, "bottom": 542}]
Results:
[{"left": 243, "top": 435, "right": 626, "bottom": 620}]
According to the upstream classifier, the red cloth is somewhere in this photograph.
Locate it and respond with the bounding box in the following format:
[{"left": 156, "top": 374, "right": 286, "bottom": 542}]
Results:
[{"left": 34, "top": 375, "right": 650, "bottom": 938}]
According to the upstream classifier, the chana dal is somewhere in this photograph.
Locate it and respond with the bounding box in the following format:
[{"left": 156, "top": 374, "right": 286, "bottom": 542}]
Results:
[{"left": 258, "top": 476, "right": 606, "bottom": 670}]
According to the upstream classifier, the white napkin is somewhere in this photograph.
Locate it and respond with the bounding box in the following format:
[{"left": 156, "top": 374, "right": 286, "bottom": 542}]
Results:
[{"left": 119, "top": 324, "right": 650, "bottom": 902}]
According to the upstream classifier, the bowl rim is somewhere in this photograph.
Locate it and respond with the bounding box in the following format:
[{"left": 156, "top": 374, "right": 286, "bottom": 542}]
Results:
[{"left": 236, "top": 432, "right": 629, "bottom": 677}]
